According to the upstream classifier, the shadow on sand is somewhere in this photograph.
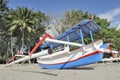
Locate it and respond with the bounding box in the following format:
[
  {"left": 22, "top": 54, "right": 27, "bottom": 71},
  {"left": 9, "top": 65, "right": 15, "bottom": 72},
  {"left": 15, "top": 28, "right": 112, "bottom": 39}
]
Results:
[
  {"left": 65, "top": 67, "right": 94, "bottom": 70},
  {"left": 10, "top": 66, "right": 93, "bottom": 77},
  {"left": 11, "top": 69, "right": 58, "bottom": 76}
]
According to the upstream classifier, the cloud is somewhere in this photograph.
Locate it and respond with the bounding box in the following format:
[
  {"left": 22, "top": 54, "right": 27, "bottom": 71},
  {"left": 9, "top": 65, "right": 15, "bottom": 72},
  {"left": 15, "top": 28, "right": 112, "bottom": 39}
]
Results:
[
  {"left": 117, "top": 24, "right": 120, "bottom": 29},
  {"left": 98, "top": 7, "right": 120, "bottom": 21},
  {"left": 111, "top": 21, "right": 120, "bottom": 29},
  {"left": 98, "top": 7, "right": 120, "bottom": 29}
]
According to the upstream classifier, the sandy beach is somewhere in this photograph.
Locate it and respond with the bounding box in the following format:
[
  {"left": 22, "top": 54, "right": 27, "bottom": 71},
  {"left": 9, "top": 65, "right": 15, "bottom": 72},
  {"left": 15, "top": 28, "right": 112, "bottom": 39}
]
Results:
[{"left": 0, "top": 63, "right": 120, "bottom": 80}]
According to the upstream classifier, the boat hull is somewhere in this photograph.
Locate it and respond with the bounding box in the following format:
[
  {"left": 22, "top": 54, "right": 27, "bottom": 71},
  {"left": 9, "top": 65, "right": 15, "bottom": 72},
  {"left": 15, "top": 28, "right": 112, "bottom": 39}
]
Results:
[
  {"left": 38, "top": 52, "right": 103, "bottom": 69},
  {"left": 38, "top": 42, "right": 109, "bottom": 69}
]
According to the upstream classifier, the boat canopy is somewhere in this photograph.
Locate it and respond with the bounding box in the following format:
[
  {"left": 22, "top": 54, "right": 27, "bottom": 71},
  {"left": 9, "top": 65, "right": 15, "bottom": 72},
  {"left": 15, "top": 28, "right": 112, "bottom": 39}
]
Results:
[{"left": 41, "top": 20, "right": 101, "bottom": 49}]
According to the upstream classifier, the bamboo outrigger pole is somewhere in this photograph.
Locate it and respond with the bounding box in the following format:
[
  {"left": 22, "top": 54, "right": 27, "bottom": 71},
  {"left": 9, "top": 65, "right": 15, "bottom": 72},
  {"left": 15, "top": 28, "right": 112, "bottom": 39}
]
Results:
[
  {"left": 43, "top": 38, "right": 83, "bottom": 47},
  {"left": 5, "top": 33, "right": 84, "bottom": 67},
  {"left": 5, "top": 50, "right": 49, "bottom": 67},
  {"left": 5, "top": 33, "right": 53, "bottom": 67}
]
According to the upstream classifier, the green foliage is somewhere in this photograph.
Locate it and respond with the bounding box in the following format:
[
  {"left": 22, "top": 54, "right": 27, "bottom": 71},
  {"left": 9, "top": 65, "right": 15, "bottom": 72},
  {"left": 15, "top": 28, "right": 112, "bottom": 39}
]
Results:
[
  {"left": 93, "top": 16, "right": 120, "bottom": 50},
  {"left": 7, "top": 7, "right": 46, "bottom": 46},
  {"left": 0, "top": 3, "right": 120, "bottom": 63},
  {"left": 0, "top": 0, "right": 8, "bottom": 15},
  {"left": 62, "top": 9, "right": 89, "bottom": 27},
  {"left": 0, "top": 0, "right": 9, "bottom": 63},
  {"left": 61, "top": 9, "right": 120, "bottom": 50},
  {"left": 7, "top": 7, "right": 36, "bottom": 34},
  {"left": 0, "top": 5, "right": 46, "bottom": 63}
]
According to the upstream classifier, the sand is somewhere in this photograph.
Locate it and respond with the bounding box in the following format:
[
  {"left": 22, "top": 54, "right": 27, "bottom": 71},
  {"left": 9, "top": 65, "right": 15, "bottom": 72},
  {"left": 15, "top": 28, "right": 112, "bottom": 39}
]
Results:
[{"left": 0, "top": 63, "right": 120, "bottom": 80}]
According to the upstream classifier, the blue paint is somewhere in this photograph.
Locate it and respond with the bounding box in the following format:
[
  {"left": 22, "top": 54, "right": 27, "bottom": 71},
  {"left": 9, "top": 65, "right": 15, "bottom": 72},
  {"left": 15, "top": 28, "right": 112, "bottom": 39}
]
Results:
[
  {"left": 100, "top": 43, "right": 109, "bottom": 49},
  {"left": 67, "top": 35, "right": 70, "bottom": 48},
  {"left": 67, "top": 35, "right": 69, "bottom": 42},
  {"left": 80, "top": 29, "right": 85, "bottom": 45},
  {"left": 50, "top": 44, "right": 53, "bottom": 49},
  {"left": 90, "top": 30, "right": 94, "bottom": 42},
  {"left": 38, "top": 53, "right": 103, "bottom": 69},
  {"left": 41, "top": 20, "right": 101, "bottom": 49},
  {"left": 38, "top": 43, "right": 109, "bottom": 69}
]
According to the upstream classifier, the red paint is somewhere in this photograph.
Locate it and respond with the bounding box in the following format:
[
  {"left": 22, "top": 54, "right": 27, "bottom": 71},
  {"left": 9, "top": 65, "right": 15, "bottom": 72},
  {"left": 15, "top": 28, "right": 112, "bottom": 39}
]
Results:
[
  {"left": 6, "top": 51, "right": 22, "bottom": 64},
  {"left": 29, "top": 33, "right": 54, "bottom": 56},
  {"left": 40, "top": 40, "right": 103, "bottom": 59},
  {"left": 38, "top": 50, "right": 104, "bottom": 65},
  {"left": 107, "top": 46, "right": 115, "bottom": 58},
  {"left": 7, "top": 33, "right": 54, "bottom": 64}
]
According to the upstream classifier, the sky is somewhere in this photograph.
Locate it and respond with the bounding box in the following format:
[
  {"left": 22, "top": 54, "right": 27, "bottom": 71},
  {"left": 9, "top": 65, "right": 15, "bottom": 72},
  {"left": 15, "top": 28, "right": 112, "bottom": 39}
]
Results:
[{"left": 7, "top": 0, "right": 120, "bottom": 29}]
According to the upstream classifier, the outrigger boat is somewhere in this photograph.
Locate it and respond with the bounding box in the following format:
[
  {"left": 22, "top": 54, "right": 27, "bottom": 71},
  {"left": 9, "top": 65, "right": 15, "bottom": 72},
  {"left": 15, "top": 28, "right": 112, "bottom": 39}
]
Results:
[{"left": 6, "top": 20, "right": 110, "bottom": 69}]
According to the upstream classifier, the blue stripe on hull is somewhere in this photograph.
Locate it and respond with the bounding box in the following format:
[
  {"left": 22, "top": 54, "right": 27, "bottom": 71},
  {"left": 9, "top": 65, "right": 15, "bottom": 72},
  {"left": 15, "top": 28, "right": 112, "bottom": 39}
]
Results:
[{"left": 38, "top": 53, "right": 103, "bottom": 69}]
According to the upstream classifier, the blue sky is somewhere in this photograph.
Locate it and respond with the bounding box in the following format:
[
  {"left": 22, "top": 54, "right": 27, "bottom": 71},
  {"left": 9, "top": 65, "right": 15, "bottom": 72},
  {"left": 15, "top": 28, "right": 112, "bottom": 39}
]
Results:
[{"left": 7, "top": 0, "right": 120, "bottom": 28}]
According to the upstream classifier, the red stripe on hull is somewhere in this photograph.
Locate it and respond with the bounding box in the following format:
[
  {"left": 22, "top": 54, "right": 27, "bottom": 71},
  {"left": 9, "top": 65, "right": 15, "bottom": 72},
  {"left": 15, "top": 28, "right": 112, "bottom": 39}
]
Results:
[{"left": 38, "top": 50, "right": 104, "bottom": 65}]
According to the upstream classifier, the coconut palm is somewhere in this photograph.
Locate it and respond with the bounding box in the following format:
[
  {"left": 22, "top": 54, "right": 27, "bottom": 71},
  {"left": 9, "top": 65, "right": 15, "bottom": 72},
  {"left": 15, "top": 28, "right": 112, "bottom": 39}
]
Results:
[
  {"left": 7, "top": 7, "right": 47, "bottom": 57},
  {"left": 0, "top": 0, "right": 8, "bottom": 30},
  {"left": 0, "top": 0, "right": 8, "bottom": 14},
  {"left": 0, "top": 0, "right": 9, "bottom": 63},
  {"left": 8, "top": 7, "right": 36, "bottom": 49}
]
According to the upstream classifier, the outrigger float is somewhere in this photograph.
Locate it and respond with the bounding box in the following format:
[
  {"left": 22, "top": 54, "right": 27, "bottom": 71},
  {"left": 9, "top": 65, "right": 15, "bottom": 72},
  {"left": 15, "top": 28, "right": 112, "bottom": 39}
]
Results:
[{"left": 6, "top": 20, "right": 110, "bottom": 69}]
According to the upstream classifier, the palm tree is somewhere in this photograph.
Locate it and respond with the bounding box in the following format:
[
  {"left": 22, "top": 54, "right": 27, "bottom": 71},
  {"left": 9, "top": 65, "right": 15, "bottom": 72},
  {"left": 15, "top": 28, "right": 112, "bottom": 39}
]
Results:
[
  {"left": 0, "top": 0, "right": 9, "bottom": 63},
  {"left": 27, "top": 11, "right": 46, "bottom": 54},
  {"left": 8, "top": 7, "right": 35, "bottom": 49},
  {"left": 0, "top": 0, "right": 8, "bottom": 28},
  {"left": 0, "top": 0, "right": 8, "bottom": 14},
  {"left": 7, "top": 7, "right": 46, "bottom": 57},
  {"left": 0, "top": 0, "right": 8, "bottom": 32}
]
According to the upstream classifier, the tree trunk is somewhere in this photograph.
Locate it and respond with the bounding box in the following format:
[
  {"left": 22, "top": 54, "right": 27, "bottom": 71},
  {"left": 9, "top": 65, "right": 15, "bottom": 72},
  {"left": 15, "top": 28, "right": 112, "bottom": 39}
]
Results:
[
  {"left": 22, "top": 30, "right": 24, "bottom": 48},
  {"left": 11, "top": 34, "right": 13, "bottom": 57},
  {"left": 28, "top": 36, "right": 31, "bottom": 64},
  {"left": 6, "top": 41, "right": 9, "bottom": 62}
]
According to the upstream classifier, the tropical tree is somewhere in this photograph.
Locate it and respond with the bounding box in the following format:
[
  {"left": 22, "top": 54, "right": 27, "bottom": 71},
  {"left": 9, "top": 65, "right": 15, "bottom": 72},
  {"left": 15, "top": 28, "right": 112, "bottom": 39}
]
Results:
[
  {"left": 0, "top": 0, "right": 8, "bottom": 31},
  {"left": 59, "top": 9, "right": 120, "bottom": 50},
  {"left": 0, "top": 0, "right": 8, "bottom": 15},
  {"left": 0, "top": 0, "right": 9, "bottom": 63},
  {"left": 7, "top": 7, "right": 36, "bottom": 48},
  {"left": 26, "top": 11, "right": 46, "bottom": 53},
  {"left": 0, "top": 0, "right": 8, "bottom": 29},
  {"left": 6, "top": 7, "right": 46, "bottom": 57},
  {"left": 62, "top": 9, "right": 89, "bottom": 28}
]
